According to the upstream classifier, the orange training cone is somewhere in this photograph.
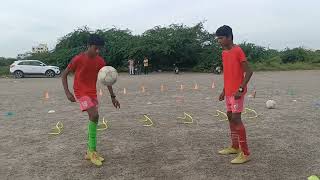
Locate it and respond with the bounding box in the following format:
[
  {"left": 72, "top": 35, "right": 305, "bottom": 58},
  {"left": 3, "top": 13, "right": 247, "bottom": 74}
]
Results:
[
  {"left": 44, "top": 91, "right": 49, "bottom": 100},
  {"left": 193, "top": 83, "right": 199, "bottom": 90},
  {"left": 180, "top": 84, "right": 184, "bottom": 91},
  {"left": 141, "top": 85, "right": 145, "bottom": 93},
  {"left": 161, "top": 84, "right": 165, "bottom": 92}
]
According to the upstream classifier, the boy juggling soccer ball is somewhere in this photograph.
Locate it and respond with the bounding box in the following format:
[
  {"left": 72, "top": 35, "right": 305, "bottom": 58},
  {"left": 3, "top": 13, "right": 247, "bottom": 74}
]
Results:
[
  {"left": 61, "top": 34, "right": 120, "bottom": 166},
  {"left": 216, "top": 25, "right": 253, "bottom": 164}
]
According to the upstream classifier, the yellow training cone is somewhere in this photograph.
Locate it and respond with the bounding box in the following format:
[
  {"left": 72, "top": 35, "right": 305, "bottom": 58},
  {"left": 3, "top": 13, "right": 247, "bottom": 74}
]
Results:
[
  {"left": 214, "top": 110, "right": 228, "bottom": 121},
  {"left": 243, "top": 108, "right": 258, "bottom": 119},
  {"left": 177, "top": 112, "right": 193, "bottom": 124},
  {"left": 97, "top": 117, "right": 108, "bottom": 131},
  {"left": 48, "top": 121, "right": 63, "bottom": 135},
  {"left": 140, "top": 115, "right": 153, "bottom": 127}
]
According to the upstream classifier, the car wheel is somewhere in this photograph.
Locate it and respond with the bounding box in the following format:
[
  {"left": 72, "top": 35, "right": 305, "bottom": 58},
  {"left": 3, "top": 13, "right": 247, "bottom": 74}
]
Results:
[
  {"left": 45, "top": 70, "right": 56, "bottom": 78},
  {"left": 14, "top": 70, "right": 24, "bottom": 78}
]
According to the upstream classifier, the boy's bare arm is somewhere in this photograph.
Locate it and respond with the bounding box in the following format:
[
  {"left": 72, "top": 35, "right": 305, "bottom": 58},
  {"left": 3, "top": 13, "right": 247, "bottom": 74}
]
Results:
[
  {"left": 107, "top": 85, "right": 120, "bottom": 108},
  {"left": 61, "top": 68, "right": 76, "bottom": 102},
  {"left": 240, "top": 61, "right": 253, "bottom": 88}
]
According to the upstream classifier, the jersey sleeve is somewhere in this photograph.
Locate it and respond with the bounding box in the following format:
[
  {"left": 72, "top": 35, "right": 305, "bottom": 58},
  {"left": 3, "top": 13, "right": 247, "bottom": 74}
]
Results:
[
  {"left": 238, "top": 47, "right": 247, "bottom": 62},
  {"left": 67, "top": 55, "right": 80, "bottom": 72}
]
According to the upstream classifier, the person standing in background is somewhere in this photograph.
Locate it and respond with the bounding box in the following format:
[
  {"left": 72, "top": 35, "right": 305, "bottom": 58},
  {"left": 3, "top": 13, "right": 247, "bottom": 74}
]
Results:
[
  {"left": 128, "top": 58, "right": 134, "bottom": 75},
  {"left": 143, "top": 57, "right": 149, "bottom": 75}
]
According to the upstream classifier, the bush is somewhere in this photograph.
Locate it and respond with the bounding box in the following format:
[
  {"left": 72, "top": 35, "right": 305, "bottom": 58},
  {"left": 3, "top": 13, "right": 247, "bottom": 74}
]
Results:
[
  {"left": 0, "top": 66, "right": 10, "bottom": 76},
  {"left": 280, "top": 47, "right": 309, "bottom": 63},
  {"left": 239, "top": 42, "right": 268, "bottom": 63}
]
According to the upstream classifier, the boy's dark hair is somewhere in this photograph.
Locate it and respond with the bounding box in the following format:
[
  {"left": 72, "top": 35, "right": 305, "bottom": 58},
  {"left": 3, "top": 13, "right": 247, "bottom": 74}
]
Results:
[
  {"left": 215, "top": 25, "right": 233, "bottom": 40},
  {"left": 88, "top": 34, "right": 105, "bottom": 46}
]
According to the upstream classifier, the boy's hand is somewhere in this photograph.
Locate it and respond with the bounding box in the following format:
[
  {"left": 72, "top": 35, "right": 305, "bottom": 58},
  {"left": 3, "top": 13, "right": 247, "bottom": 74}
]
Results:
[
  {"left": 234, "top": 91, "right": 242, "bottom": 100},
  {"left": 219, "top": 91, "right": 225, "bottom": 101},
  {"left": 66, "top": 92, "right": 76, "bottom": 102},
  {"left": 111, "top": 97, "right": 120, "bottom": 109}
]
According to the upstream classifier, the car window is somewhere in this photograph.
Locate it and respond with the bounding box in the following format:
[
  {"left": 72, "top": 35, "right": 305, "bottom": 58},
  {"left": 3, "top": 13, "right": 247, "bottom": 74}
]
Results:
[
  {"left": 18, "top": 61, "right": 32, "bottom": 65},
  {"left": 30, "top": 61, "right": 42, "bottom": 66}
]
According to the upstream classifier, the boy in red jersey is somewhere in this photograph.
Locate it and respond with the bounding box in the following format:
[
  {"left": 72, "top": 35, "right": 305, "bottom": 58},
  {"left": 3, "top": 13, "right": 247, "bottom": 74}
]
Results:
[
  {"left": 216, "top": 25, "right": 253, "bottom": 164},
  {"left": 61, "top": 34, "right": 120, "bottom": 166}
]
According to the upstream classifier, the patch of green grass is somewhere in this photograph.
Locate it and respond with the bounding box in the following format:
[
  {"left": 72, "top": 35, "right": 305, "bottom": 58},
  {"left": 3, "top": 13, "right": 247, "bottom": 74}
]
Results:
[
  {"left": 0, "top": 66, "right": 10, "bottom": 76},
  {"left": 252, "top": 62, "right": 320, "bottom": 71}
]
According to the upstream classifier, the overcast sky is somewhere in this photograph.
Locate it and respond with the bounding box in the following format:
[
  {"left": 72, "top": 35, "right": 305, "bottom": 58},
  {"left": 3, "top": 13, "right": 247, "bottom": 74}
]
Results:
[{"left": 1, "top": 0, "right": 319, "bottom": 57}]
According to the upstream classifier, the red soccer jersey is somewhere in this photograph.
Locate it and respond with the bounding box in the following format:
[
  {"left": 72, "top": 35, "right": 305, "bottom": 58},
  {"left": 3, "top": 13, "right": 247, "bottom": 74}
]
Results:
[
  {"left": 67, "top": 53, "right": 106, "bottom": 99},
  {"left": 222, "top": 45, "right": 247, "bottom": 96}
]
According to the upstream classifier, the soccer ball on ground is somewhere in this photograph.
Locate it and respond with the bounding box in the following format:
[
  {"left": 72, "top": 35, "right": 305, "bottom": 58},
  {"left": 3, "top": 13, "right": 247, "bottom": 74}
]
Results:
[
  {"left": 266, "top": 100, "right": 276, "bottom": 109},
  {"left": 98, "top": 66, "right": 118, "bottom": 86}
]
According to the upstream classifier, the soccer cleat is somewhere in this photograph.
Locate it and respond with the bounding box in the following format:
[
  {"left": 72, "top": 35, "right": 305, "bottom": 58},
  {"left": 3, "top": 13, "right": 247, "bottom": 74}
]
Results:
[
  {"left": 85, "top": 151, "right": 104, "bottom": 162},
  {"left": 218, "top": 147, "right": 241, "bottom": 155},
  {"left": 86, "top": 151, "right": 103, "bottom": 166},
  {"left": 231, "top": 152, "right": 250, "bottom": 164}
]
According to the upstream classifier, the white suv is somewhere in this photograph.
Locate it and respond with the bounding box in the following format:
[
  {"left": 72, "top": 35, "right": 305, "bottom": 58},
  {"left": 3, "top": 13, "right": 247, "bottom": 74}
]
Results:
[{"left": 10, "top": 60, "right": 60, "bottom": 78}]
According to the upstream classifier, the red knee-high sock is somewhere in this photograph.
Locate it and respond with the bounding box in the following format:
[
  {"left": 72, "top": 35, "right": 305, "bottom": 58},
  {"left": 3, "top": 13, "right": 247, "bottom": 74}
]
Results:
[
  {"left": 229, "top": 122, "right": 239, "bottom": 149},
  {"left": 235, "top": 122, "right": 250, "bottom": 155}
]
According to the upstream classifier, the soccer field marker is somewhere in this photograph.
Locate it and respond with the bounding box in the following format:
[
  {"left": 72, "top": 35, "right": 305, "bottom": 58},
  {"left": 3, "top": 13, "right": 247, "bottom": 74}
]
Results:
[
  {"left": 48, "top": 110, "right": 55, "bottom": 114},
  {"left": 177, "top": 112, "right": 193, "bottom": 124},
  {"left": 214, "top": 110, "right": 228, "bottom": 121},
  {"left": 140, "top": 115, "right": 153, "bottom": 127},
  {"left": 48, "top": 121, "right": 63, "bottom": 135},
  {"left": 214, "top": 108, "right": 258, "bottom": 122},
  {"left": 123, "top": 88, "right": 127, "bottom": 95},
  {"left": 97, "top": 117, "right": 108, "bottom": 131},
  {"left": 243, "top": 108, "right": 258, "bottom": 119},
  {"left": 5, "top": 112, "right": 15, "bottom": 117}
]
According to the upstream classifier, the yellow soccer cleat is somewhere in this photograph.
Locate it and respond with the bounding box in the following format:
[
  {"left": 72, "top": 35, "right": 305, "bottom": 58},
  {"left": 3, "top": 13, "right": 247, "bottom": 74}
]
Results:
[
  {"left": 86, "top": 151, "right": 103, "bottom": 166},
  {"left": 231, "top": 152, "right": 250, "bottom": 164},
  {"left": 218, "top": 147, "right": 241, "bottom": 155},
  {"left": 85, "top": 151, "right": 104, "bottom": 162}
]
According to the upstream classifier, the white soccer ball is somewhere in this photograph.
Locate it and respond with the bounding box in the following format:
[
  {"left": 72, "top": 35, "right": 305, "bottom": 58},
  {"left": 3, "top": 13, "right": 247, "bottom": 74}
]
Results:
[
  {"left": 98, "top": 66, "right": 118, "bottom": 86},
  {"left": 266, "top": 100, "right": 276, "bottom": 109}
]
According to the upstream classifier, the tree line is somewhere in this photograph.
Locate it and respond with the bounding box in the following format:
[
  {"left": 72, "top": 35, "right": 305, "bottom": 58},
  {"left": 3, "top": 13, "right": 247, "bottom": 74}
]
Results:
[{"left": 1, "top": 22, "right": 320, "bottom": 74}]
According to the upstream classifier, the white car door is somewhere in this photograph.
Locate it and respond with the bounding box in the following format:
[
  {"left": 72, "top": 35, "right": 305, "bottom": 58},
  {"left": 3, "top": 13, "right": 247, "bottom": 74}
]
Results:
[
  {"left": 18, "top": 61, "right": 33, "bottom": 73},
  {"left": 29, "top": 61, "right": 45, "bottom": 74}
]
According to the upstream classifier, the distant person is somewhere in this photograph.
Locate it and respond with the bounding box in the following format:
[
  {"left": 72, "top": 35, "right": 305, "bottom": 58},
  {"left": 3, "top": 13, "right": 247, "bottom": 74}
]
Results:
[
  {"left": 135, "top": 60, "right": 141, "bottom": 75},
  {"left": 216, "top": 25, "right": 253, "bottom": 164},
  {"left": 215, "top": 66, "right": 222, "bottom": 74},
  {"left": 61, "top": 34, "right": 120, "bottom": 167},
  {"left": 143, "top": 57, "right": 149, "bottom": 75},
  {"left": 128, "top": 58, "right": 134, "bottom": 75},
  {"left": 173, "top": 64, "right": 179, "bottom": 74}
]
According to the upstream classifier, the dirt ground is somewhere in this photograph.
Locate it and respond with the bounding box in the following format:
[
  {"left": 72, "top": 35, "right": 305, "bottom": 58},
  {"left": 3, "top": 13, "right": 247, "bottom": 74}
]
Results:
[{"left": 0, "top": 71, "right": 319, "bottom": 180}]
